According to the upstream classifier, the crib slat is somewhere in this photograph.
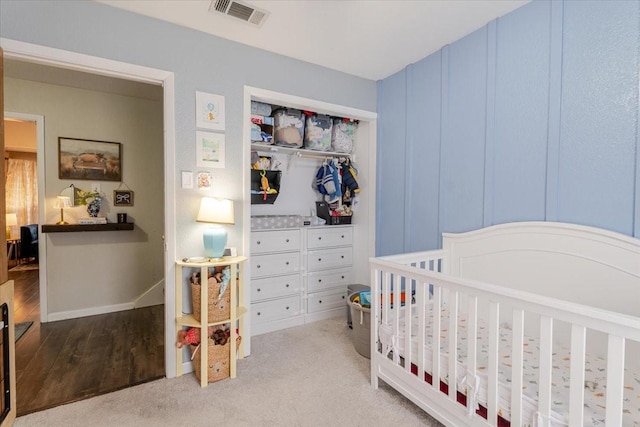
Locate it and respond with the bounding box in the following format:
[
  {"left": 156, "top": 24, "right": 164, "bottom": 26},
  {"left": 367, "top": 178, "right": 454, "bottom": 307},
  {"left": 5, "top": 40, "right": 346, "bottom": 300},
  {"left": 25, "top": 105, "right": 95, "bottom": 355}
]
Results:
[
  {"left": 448, "top": 290, "right": 458, "bottom": 400},
  {"left": 404, "top": 274, "right": 412, "bottom": 373},
  {"left": 432, "top": 286, "right": 442, "bottom": 392},
  {"left": 487, "top": 301, "right": 499, "bottom": 426},
  {"left": 569, "top": 324, "right": 586, "bottom": 427},
  {"left": 416, "top": 280, "right": 426, "bottom": 383},
  {"left": 605, "top": 335, "right": 625, "bottom": 426},
  {"left": 538, "top": 316, "right": 553, "bottom": 425},
  {"left": 511, "top": 309, "right": 524, "bottom": 427},
  {"left": 466, "top": 296, "right": 478, "bottom": 417}
]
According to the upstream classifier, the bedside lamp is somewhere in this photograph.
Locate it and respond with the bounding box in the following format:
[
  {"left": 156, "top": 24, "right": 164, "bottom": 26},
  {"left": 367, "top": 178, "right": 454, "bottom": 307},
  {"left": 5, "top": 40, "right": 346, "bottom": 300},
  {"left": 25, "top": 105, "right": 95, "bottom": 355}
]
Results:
[
  {"left": 54, "top": 196, "right": 73, "bottom": 225},
  {"left": 5, "top": 213, "right": 17, "bottom": 239},
  {"left": 196, "top": 197, "right": 234, "bottom": 260}
]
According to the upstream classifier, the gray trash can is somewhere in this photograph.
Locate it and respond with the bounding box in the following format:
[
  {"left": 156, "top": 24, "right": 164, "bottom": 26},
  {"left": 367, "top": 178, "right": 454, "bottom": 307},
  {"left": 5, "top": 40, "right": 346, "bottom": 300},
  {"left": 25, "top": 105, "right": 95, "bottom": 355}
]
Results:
[
  {"left": 346, "top": 284, "right": 370, "bottom": 328},
  {"left": 348, "top": 292, "right": 371, "bottom": 359}
]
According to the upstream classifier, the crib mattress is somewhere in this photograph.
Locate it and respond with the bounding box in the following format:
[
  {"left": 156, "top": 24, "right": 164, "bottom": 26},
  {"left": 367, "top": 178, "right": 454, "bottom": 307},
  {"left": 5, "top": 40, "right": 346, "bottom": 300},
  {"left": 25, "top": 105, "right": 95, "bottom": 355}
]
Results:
[{"left": 382, "top": 305, "right": 640, "bottom": 426}]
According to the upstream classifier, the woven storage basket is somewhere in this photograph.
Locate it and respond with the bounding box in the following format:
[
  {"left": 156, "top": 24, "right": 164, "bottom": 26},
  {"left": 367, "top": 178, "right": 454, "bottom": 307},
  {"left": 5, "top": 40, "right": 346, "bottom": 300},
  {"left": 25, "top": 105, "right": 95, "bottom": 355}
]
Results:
[
  {"left": 191, "top": 278, "right": 230, "bottom": 323},
  {"left": 190, "top": 338, "right": 230, "bottom": 383}
]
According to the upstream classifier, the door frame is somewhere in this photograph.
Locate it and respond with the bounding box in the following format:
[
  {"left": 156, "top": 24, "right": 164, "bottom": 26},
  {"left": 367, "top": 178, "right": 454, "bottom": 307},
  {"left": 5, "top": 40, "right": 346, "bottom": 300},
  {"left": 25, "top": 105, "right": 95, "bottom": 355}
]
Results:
[{"left": 1, "top": 38, "right": 178, "bottom": 377}]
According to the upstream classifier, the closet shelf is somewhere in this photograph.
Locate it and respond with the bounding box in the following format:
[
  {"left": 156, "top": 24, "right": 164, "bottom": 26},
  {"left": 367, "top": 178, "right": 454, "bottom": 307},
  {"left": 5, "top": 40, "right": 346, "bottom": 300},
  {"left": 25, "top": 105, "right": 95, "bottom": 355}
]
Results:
[{"left": 251, "top": 142, "right": 352, "bottom": 159}]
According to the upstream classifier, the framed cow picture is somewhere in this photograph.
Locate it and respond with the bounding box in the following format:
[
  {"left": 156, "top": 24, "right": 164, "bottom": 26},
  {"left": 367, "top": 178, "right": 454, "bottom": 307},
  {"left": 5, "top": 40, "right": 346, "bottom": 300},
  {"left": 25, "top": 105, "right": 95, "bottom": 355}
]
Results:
[{"left": 58, "top": 137, "right": 122, "bottom": 181}]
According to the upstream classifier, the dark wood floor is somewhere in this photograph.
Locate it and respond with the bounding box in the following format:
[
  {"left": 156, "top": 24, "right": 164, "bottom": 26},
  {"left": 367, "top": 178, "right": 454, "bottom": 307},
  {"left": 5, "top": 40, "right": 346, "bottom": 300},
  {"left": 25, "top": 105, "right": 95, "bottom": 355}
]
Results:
[{"left": 11, "top": 266, "right": 165, "bottom": 416}]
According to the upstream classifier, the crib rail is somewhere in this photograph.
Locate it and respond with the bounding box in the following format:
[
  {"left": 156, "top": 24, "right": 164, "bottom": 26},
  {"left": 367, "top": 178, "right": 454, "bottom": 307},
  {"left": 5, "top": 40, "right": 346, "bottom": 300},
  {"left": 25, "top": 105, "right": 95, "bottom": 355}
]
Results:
[{"left": 370, "top": 250, "right": 640, "bottom": 427}]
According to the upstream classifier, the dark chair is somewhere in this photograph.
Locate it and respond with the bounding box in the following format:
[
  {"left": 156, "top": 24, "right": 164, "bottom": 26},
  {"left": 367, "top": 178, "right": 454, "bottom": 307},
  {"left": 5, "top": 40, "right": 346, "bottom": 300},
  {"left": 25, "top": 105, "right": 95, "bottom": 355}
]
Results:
[{"left": 20, "top": 224, "right": 39, "bottom": 263}]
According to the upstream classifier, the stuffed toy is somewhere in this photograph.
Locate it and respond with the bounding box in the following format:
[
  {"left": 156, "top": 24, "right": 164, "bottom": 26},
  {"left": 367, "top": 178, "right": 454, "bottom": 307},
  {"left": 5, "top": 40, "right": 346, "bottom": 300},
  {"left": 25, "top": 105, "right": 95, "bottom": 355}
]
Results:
[{"left": 176, "top": 326, "right": 214, "bottom": 348}]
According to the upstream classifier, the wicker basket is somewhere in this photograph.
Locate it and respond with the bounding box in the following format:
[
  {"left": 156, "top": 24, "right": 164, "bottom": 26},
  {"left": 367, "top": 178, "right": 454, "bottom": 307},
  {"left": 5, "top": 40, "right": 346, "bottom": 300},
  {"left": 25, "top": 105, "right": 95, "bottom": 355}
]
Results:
[
  {"left": 190, "top": 338, "right": 230, "bottom": 383},
  {"left": 191, "top": 278, "right": 231, "bottom": 323}
]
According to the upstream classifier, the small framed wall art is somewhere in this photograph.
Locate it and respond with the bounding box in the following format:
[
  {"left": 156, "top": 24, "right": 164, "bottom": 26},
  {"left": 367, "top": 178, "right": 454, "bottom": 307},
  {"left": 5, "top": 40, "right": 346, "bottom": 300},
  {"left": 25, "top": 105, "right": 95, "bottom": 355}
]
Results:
[
  {"left": 196, "top": 131, "right": 225, "bottom": 169},
  {"left": 196, "top": 91, "right": 225, "bottom": 131},
  {"left": 113, "top": 190, "right": 134, "bottom": 206}
]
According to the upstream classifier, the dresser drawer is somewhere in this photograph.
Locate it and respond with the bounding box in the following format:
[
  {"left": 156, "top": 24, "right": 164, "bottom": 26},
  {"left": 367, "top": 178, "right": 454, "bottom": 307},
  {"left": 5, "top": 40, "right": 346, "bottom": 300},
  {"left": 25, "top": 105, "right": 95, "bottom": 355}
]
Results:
[
  {"left": 307, "top": 268, "right": 352, "bottom": 293},
  {"left": 307, "top": 247, "right": 352, "bottom": 271},
  {"left": 306, "top": 227, "right": 353, "bottom": 249},
  {"left": 251, "top": 252, "right": 300, "bottom": 278},
  {"left": 251, "top": 229, "right": 301, "bottom": 254},
  {"left": 252, "top": 296, "right": 301, "bottom": 324},
  {"left": 307, "top": 289, "right": 348, "bottom": 313},
  {"left": 251, "top": 274, "right": 301, "bottom": 302}
]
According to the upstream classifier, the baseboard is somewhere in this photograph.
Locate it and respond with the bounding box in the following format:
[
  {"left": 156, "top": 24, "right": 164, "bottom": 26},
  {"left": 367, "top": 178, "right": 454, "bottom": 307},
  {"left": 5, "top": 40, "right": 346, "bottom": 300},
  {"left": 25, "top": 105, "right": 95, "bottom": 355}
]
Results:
[
  {"left": 47, "top": 302, "right": 134, "bottom": 322},
  {"left": 134, "top": 279, "right": 165, "bottom": 308}
]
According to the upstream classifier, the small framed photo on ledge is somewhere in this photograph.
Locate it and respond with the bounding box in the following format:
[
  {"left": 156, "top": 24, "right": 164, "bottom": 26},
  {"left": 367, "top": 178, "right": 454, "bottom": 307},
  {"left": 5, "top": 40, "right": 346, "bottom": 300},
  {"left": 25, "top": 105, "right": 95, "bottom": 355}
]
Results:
[{"left": 114, "top": 190, "right": 134, "bottom": 206}]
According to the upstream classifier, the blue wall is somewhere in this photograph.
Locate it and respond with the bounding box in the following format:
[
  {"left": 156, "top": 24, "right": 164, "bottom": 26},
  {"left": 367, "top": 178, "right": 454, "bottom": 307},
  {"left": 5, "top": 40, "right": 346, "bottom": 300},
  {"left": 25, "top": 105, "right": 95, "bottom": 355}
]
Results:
[{"left": 376, "top": 0, "right": 640, "bottom": 256}]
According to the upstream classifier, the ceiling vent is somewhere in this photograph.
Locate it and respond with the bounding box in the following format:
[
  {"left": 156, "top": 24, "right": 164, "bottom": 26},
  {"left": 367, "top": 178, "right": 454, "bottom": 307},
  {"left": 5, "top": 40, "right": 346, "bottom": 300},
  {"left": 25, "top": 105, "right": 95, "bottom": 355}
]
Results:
[{"left": 209, "top": 0, "right": 269, "bottom": 27}]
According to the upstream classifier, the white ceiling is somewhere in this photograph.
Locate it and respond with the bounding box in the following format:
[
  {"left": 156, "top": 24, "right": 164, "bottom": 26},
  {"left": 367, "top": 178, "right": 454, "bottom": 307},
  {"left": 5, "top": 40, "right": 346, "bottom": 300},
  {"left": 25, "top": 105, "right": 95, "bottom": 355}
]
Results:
[{"left": 98, "top": 0, "right": 529, "bottom": 81}]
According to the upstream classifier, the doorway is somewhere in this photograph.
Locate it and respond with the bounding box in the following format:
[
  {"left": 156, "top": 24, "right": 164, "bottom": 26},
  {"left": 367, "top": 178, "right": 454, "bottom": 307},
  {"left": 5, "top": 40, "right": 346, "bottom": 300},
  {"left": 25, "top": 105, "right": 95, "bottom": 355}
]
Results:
[{"left": 2, "top": 40, "right": 177, "bottom": 413}]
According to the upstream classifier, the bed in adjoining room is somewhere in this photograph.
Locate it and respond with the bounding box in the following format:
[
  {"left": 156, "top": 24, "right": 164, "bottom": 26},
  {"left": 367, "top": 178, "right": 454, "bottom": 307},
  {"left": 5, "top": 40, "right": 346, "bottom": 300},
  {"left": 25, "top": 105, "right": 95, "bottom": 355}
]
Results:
[{"left": 369, "top": 221, "right": 640, "bottom": 426}]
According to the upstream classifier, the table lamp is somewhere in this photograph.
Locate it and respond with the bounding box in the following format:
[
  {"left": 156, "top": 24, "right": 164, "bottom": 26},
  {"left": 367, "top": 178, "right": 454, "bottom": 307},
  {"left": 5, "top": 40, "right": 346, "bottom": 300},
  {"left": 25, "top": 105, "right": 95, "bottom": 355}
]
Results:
[
  {"left": 54, "top": 196, "right": 73, "bottom": 225},
  {"left": 5, "top": 213, "right": 17, "bottom": 239},
  {"left": 196, "top": 197, "right": 234, "bottom": 259}
]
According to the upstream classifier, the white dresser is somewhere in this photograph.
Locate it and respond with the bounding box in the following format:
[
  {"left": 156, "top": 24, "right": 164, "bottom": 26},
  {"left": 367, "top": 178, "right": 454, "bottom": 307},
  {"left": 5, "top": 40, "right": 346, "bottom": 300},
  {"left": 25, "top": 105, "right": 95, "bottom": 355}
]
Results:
[{"left": 250, "top": 225, "right": 353, "bottom": 335}]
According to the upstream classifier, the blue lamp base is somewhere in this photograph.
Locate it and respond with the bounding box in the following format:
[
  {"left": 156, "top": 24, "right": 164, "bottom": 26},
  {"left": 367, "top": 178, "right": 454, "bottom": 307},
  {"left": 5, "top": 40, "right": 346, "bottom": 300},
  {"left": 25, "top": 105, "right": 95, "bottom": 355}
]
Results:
[{"left": 203, "top": 226, "right": 227, "bottom": 259}]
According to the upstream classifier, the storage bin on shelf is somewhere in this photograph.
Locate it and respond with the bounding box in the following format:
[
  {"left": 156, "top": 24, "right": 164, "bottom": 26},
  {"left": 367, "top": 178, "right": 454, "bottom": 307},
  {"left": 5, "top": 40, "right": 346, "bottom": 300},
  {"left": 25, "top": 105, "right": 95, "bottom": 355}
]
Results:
[
  {"left": 273, "top": 108, "right": 305, "bottom": 147},
  {"left": 331, "top": 118, "right": 358, "bottom": 154},
  {"left": 190, "top": 337, "right": 230, "bottom": 383},
  {"left": 190, "top": 267, "right": 231, "bottom": 323},
  {"left": 304, "top": 112, "right": 333, "bottom": 151}
]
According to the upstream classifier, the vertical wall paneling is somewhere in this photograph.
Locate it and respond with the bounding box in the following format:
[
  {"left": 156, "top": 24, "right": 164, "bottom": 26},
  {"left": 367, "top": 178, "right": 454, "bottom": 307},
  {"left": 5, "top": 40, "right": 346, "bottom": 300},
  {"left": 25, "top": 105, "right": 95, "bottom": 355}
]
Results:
[
  {"left": 557, "top": 0, "right": 639, "bottom": 234},
  {"left": 483, "top": 20, "right": 497, "bottom": 227},
  {"left": 406, "top": 54, "right": 443, "bottom": 252},
  {"left": 441, "top": 27, "right": 489, "bottom": 234},
  {"left": 377, "top": 0, "right": 640, "bottom": 247},
  {"left": 377, "top": 71, "right": 407, "bottom": 255},
  {"left": 545, "top": 0, "right": 564, "bottom": 222},
  {"left": 492, "top": 1, "right": 552, "bottom": 225},
  {"left": 438, "top": 46, "right": 450, "bottom": 245}
]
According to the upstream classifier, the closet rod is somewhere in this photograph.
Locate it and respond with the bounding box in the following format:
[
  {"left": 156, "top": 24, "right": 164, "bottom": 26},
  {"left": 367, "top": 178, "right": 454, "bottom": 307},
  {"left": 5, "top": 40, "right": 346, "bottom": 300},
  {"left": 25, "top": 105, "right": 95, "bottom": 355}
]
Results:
[{"left": 294, "top": 151, "right": 347, "bottom": 161}]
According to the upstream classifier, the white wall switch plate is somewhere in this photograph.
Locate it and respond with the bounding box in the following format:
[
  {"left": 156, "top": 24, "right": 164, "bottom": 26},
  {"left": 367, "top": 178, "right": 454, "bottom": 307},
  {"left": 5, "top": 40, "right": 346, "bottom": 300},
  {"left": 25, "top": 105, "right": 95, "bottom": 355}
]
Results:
[{"left": 181, "top": 171, "right": 193, "bottom": 189}]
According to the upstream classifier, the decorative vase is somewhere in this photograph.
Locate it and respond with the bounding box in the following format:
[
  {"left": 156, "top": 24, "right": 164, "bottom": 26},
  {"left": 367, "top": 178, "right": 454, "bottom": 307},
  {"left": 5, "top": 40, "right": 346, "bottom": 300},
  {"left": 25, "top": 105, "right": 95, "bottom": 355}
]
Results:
[{"left": 87, "top": 197, "right": 102, "bottom": 217}]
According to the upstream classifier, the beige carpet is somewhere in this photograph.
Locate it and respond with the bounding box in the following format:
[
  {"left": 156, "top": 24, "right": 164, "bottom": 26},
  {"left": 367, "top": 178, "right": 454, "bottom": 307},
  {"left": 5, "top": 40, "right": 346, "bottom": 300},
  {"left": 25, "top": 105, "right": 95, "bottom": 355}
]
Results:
[{"left": 15, "top": 317, "right": 441, "bottom": 427}]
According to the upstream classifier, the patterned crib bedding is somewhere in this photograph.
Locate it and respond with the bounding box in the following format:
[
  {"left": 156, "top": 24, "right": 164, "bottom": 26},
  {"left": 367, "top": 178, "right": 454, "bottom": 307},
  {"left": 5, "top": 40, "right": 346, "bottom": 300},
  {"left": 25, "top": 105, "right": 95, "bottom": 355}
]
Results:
[{"left": 379, "top": 304, "right": 640, "bottom": 426}]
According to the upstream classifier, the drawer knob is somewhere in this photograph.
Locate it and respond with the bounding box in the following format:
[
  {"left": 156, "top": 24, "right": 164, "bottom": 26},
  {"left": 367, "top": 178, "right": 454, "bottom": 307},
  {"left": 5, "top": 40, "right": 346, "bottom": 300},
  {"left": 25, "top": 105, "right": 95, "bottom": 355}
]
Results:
[
  {"left": 318, "top": 279, "right": 322, "bottom": 283},
  {"left": 341, "top": 295, "right": 345, "bottom": 299},
  {"left": 257, "top": 241, "right": 261, "bottom": 245},
  {"left": 286, "top": 283, "right": 290, "bottom": 288},
  {"left": 341, "top": 235, "right": 345, "bottom": 238},
  {"left": 257, "top": 312, "right": 261, "bottom": 316},
  {"left": 341, "top": 275, "right": 345, "bottom": 279},
  {"left": 318, "top": 237, "right": 322, "bottom": 240},
  {"left": 257, "top": 265, "right": 261, "bottom": 269},
  {"left": 285, "top": 239, "right": 290, "bottom": 243},
  {"left": 257, "top": 288, "right": 261, "bottom": 292},
  {"left": 341, "top": 255, "right": 344, "bottom": 259},
  {"left": 318, "top": 258, "right": 322, "bottom": 262},
  {"left": 285, "top": 261, "right": 290, "bottom": 265},
  {"left": 286, "top": 306, "right": 290, "bottom": 310},
  {"left": 319, "top": 300, "right": 322, "bottom": 304}
]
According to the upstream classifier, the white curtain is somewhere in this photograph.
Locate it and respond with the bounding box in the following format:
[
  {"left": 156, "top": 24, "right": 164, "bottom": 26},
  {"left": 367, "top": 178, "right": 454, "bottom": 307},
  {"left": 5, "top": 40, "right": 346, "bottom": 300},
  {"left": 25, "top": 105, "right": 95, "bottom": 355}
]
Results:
[{"left": 6, "top": 158, "right": 38, "bottom": 229}]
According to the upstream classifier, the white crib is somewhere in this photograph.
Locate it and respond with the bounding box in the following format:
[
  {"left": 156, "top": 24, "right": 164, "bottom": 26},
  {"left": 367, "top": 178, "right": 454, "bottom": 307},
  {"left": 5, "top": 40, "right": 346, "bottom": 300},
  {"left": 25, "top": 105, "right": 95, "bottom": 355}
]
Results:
[{"left": 370, "top": 222, "right": 640, "bottom": 426}]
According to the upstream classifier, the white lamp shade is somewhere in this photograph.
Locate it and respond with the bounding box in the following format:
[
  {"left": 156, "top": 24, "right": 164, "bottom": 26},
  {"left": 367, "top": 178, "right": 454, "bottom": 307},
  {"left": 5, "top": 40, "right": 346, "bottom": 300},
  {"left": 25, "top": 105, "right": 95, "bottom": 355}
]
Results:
[
  {"left": 54, "top": 196, "right": 73, "bottom": 209},
  {"left": 196, "top": 198, "right": 234, "bottom": 224},
  {"left": 5, "top": 213, "right": 17, "bottom": 227}
]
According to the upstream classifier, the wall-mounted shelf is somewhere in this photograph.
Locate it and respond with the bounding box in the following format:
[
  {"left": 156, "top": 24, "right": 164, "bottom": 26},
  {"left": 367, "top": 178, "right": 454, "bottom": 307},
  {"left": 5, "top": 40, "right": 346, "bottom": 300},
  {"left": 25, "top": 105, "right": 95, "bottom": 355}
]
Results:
[{"left": 41, "top": 223, "right": 134, "bottom": 233}]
